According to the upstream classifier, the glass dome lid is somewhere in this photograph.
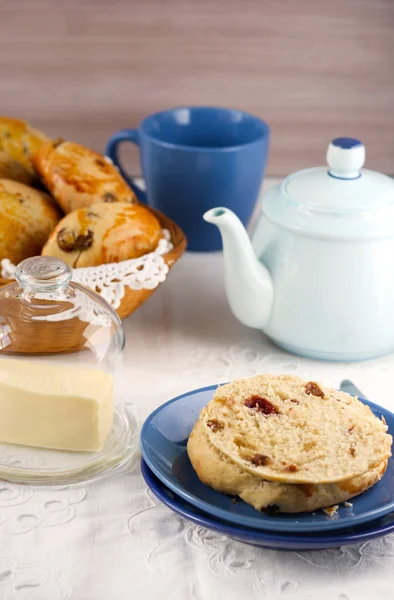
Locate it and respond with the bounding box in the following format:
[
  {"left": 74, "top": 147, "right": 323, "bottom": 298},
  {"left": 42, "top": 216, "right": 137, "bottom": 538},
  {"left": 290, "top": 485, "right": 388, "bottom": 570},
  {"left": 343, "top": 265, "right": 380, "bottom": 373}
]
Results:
[
  {"left": 0, "top": 255, "right": 124, "bottom": 358},
  {"left": 0, "top": 256, "right": 137, "bottom": 485},
  {"left": 262, "top": 138, "right": 394, "bottom": 240}
]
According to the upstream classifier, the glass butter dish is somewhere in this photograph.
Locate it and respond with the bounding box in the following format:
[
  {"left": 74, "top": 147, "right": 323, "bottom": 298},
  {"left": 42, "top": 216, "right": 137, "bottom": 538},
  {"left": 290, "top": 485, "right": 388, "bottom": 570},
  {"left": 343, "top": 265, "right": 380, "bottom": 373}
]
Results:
[{"left": 0, "top": 256, "right": 138, "bottom": 484}]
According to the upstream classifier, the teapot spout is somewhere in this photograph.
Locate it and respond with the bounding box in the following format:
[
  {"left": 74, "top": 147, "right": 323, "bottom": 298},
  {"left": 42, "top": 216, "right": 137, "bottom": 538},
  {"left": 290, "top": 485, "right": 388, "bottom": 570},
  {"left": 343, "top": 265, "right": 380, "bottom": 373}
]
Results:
[{"left": 204, "top": 208, "right": 274, "bottom": 330}]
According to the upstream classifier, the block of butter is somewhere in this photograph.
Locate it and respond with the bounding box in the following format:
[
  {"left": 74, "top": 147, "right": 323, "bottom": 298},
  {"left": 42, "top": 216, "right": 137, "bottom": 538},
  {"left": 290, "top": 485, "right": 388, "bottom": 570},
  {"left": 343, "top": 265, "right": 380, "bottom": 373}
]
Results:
[{"left": 0, "top": 358, "right": 114, "bottom": 452}]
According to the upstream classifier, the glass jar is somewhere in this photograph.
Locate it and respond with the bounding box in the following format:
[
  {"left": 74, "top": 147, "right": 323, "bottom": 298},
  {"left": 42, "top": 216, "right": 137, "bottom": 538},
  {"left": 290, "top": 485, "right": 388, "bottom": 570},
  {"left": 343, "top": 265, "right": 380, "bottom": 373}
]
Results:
[{"left": 0, "top": 256, "right": 138, "bottom": 484}]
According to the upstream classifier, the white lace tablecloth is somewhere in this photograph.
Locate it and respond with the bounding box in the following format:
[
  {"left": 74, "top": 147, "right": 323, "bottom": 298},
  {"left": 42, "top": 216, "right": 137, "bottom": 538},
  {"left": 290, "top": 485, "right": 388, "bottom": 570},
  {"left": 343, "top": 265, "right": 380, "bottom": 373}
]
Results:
[{"left": 2, "top": 181, "right": 394, "bottom": 599}]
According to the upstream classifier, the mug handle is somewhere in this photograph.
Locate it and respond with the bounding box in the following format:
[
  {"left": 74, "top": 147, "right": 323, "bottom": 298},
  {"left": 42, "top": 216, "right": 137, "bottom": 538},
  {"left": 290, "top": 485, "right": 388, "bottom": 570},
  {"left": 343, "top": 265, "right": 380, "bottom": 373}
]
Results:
[{"left": 105, "top": 128, "right": 147, "bottom": 204}]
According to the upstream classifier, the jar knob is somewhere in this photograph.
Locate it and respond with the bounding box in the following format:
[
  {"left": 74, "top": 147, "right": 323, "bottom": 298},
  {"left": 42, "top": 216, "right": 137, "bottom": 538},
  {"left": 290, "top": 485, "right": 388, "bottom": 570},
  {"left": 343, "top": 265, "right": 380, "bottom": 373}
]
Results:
[
  {"left": 15, "top": 256, "right": 72, "bottom": 291},
  {"left": 326, "top": 137, "right": 365, "bottom": 180}
]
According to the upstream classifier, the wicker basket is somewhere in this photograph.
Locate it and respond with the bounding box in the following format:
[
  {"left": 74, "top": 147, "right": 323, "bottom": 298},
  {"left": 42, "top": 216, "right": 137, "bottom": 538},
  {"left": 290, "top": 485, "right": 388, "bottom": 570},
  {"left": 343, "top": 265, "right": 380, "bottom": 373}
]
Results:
[{"left": 0, "top": 208, "right": 186, "bottom": 320}]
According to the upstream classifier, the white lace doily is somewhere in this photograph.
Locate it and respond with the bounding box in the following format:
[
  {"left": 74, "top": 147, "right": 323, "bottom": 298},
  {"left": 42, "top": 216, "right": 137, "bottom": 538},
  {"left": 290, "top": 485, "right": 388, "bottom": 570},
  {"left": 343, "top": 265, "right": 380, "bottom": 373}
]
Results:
[{"left": 1, "top": 229, "right": 173, "bottom": 310}]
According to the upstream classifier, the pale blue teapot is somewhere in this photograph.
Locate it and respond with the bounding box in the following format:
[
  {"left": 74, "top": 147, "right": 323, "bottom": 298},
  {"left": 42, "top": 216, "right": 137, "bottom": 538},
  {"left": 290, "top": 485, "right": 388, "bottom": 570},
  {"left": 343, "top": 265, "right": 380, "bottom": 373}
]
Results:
[{"left": 204, "top": 138, "right": 394, "bottom": 361}]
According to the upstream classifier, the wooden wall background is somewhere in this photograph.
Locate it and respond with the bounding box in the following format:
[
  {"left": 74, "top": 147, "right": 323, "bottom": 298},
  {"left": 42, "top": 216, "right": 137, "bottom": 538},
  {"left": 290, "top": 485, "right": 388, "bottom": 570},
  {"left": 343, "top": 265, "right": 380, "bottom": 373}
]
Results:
[{"left": 1, "top": 0, "right": 393, "bottom": 176}]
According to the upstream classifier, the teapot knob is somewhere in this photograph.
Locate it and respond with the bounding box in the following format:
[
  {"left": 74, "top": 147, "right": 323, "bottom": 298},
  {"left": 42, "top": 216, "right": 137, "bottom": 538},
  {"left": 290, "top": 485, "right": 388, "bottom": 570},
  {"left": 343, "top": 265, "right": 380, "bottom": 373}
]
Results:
[{"left": 326, "top": 138, "right": 365, "bottom": 180}]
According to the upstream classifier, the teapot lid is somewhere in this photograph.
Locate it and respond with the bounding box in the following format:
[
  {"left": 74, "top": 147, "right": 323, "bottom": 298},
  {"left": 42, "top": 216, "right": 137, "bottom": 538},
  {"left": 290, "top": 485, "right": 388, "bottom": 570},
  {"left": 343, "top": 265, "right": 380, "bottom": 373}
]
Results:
[{"left": 263, "top": 138, "right": 394, "bottom": 240}]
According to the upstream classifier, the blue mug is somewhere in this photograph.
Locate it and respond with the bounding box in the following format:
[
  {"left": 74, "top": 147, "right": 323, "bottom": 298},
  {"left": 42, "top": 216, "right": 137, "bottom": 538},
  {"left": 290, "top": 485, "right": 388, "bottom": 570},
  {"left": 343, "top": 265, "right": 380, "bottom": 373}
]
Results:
[{"left": 105, "top": 107, "right": 270, "bottom": 251}]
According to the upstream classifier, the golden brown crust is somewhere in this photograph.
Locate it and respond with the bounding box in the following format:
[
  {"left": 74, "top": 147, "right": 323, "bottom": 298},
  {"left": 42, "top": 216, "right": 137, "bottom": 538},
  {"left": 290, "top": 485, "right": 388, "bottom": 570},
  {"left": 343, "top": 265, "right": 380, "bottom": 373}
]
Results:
[
  {"left": 0, "top": 179, "right": 61, "bottom": 264},
  {"left": 42, "top": 202, "right": 162, "bottom": 267},
  {"left": 0, "top": 117, "right": 49, "bottom": 175},
  {"left": 32, "top": 140, "right": 138, "bottom": 213},
  {"left": 0, "top": 151, "right": 37, "bottom": 186},
  {"left": 187, "top": 415, "right": 387, "bottom": 513}
]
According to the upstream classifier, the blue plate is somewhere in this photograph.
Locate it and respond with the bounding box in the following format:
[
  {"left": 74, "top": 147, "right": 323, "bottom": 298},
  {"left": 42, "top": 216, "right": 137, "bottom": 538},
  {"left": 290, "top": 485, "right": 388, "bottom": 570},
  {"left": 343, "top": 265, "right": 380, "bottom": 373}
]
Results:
[
  {"left": 140, "top": 385, "right": 394, "bottom": 533},
  {"left": 141, "top": 459, "right": 394, "bottom": 550}
]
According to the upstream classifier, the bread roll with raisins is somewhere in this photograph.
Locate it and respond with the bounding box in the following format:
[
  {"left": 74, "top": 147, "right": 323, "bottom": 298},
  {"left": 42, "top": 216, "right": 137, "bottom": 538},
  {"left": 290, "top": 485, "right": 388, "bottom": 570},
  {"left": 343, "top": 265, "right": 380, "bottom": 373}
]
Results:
[
  {"left": 42, "top": 202, "right": 162, "bottom": 268},
  {"left": 33, "top": 139, "right": 138, "bottom": 213},
  {"left": 188, "top": 412, "right": 387, "bottom": 513},
  {"left": 0, "top": 151, "right": 37, "bottom": 186},
  {"left": 190, "top": 374, "right": 392, "bottom": 485},
  {"left": 0, "top": 117, "right": 49, "bottom": 186},
  {"left": 0, "top": 117, "right": 49, "bottom": 173},
  {"left": 0, "top": 179, "right": 61, "bottom": 264}
]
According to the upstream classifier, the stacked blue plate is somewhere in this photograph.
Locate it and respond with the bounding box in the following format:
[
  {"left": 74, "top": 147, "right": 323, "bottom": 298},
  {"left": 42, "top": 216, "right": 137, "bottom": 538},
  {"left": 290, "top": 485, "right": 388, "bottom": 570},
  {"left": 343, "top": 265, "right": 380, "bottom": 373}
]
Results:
[{"left": 140, "top": 385, "right": 394, "bottom": 550}]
